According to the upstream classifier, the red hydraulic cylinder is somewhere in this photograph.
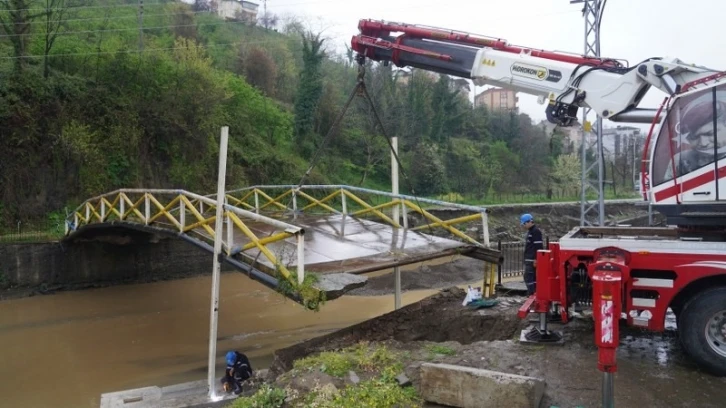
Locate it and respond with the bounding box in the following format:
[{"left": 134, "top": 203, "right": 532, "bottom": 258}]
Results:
[
  {"left": 589, "top": 247, "right": 629, "bottom": 408},
  {"left": 591, "top": 264, "right": 623, "bottom": 372}
]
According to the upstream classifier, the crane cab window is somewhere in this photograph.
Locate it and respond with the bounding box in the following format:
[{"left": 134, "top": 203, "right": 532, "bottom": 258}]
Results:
[{"left": 652, "top": 84, "right": 726, "bottom": 186}]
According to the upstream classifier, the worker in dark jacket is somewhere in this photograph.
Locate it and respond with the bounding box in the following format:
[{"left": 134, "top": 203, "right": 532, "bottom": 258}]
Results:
[
  {"left": 521, "top": 213, "right": 544, "bottom": 296},
  {"left": 221, "top": 350, "right": 253, "bottom": 395}
]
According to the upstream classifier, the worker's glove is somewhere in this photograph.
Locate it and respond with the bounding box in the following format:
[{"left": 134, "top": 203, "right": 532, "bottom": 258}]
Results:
[{"left": 532, "top": 260, "right": 537, "bottom": 268}]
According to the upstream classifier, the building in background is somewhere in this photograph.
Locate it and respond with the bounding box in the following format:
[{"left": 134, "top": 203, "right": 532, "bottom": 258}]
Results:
[
  {"left": 217, "top": 0, "right": 259, "bottom": 24},
  {"left": 538, "top": 120, "right": 582, "bottom": 151},
  {"left": 474, "top": 87, "right": 518, "bottom": 113}
]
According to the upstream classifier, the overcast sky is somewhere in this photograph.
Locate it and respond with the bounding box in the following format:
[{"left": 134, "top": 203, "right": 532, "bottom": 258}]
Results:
[{"left": 265, "top": 0, "right": 726, "bottom": 131}]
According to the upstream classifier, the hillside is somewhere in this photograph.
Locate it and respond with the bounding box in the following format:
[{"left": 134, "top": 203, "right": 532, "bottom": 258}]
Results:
[{"left": 0, "top": 0, "right": 634, "bottom": 230}]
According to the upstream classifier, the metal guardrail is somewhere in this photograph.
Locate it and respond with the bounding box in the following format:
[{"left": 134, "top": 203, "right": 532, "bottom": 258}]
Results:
[
  {"left": 218, "top": 184, "right": 491, "bottom": 247},
  {"left": 64, "top": 189, "right": 306, "bottom": 285},
  {"left": 496, "top": 237, "right": 550, "bottom": 283}
]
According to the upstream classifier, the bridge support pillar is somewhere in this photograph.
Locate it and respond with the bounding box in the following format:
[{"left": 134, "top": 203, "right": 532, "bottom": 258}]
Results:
[
  {"left": 394, "top": 266, "right": 401, "bottom": 310},
  {"left": 207, "top": 126, "right": 229, "bottom": 400},
  {"left": 144, "top": 194, "right": 150, "bottom": 225},
  {"left": 481, "top": 211, "right": 490, "bottom": 247},
  {"left": 391, "top": 136, "right": 399, "bottom": 226},
  {"left": 296, "top": 234, "right": 305, "bottom": 285}
]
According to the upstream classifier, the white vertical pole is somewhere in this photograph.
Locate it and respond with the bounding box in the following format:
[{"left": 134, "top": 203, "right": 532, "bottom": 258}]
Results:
[
  {"left": 120, "top": 197, "right": 125, "bottom": 220},
  {"left": 297, "top": 234, "right": 305, "bottom": 285},
  {"left": 101, "top": 200, "right": 106, "bottom": 221},
  {"left": 207, "top": 126, "right": 229, "bottom": 399},
  {"left": 85, "top": 203, "right": 90, "bottom": 223},
  {"left": 341, "top": 188, "right": 347, "bottom": 215},
  {"left": 481, "top": 211, "right": 490, "bottom": 247},
  {"left": 394, "top": 266, "right": 401, "bottom": 310},
  {"left": 292, "top": 190, "right": 298, "bottom": 220},
  {"left": 391, "top": 137, "right": 399, "bottom": 226},
  {"left": 254, "top": 190, "right": 260, "bottom": 214},
  {"left": 145, "top": 194, "right": 150, "bottom": 225},
  {"left": 226, "top": 214, "right": 233, "bottom": 255},
  {"left": 179, "top": 199, "right": 185, "bottom": 232}
]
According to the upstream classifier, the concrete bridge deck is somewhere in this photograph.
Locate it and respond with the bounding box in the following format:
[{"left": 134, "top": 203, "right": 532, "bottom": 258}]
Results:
[{"left": 194, "top": 213, "right": 472, "bottom": 276}]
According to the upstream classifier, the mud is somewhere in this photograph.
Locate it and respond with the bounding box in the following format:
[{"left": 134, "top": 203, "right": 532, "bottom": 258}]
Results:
[
  {"left": 268, "top": 288, "right": 525, "bottom": 377},
  {"left": 267, "top": 287, "right": 726, "bottom": 408},
  {"left": 347, "top": 257, "right": 487, "bottom": 296}
]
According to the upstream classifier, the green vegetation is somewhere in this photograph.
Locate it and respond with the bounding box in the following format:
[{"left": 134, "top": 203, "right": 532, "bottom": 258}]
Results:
[
  {"left": 275, "top": 269, "right": 326, "bottom": 312},
  {"left": 230, "top": 385, "right": 286, "bottom": 408},
  {"left": 0, "top": 0, "right": 640, "bottom": 235},
  {"left": 292, "top": 341, "right": 401, "bottom": 377},
  {"left": 231, "top": 342, "right": 421, "bottom": 408},
  {"left": 426, "top": 344, "right": 456, "bottom": 356}
]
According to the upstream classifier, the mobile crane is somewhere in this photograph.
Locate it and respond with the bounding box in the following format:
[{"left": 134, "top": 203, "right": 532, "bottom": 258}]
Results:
[{"left": 351, "top": 18, "right": 726, "bottom": 385}]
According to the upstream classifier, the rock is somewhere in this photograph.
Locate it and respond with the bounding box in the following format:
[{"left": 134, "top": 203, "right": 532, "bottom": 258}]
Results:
[
  {"left": 419, "top": 363, "right": 544, "bottom": 408},
  {"left": 348, "top": 371, "right": 360, "bottom": 385},
  {"left": 286, "top": 371, "right": 341, "bottom": 394},
  {"left": 396, "top": 373, "right": 411, "bottom": 387}
]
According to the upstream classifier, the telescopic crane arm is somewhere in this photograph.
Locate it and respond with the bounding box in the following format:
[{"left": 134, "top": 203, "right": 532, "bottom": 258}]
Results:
[{"left": 351, "top": 19, "right": 725, "bottom": 127}]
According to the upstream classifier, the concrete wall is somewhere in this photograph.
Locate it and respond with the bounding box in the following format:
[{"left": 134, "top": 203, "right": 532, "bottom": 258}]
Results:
[{"left": 0, "top": 230, "right": 230, "bottom": 292}]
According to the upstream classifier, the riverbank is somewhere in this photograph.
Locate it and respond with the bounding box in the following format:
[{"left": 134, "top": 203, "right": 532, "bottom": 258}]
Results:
[{"left": 227, "top": 287, "right": 726, "bottom": 408}]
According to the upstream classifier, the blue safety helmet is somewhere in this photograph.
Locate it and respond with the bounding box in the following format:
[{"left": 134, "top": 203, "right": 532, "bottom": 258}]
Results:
[
  {"left": 520, "top": 213, "right": 534, "bottom": 225},
  {"left": 225, "top": 351, "right": 236, "bottom": 366}
]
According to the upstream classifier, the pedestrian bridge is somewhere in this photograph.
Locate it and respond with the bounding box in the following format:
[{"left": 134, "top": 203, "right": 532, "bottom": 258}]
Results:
[{"left": 63, "top": 185, "right": 500, "bottom": 309}]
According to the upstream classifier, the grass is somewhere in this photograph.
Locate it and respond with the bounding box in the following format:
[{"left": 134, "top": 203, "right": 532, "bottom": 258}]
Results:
[
  {"left": 232, "top": 342, "right": 422, "bottom": 408},
  {"left": 426, "top": 344, "right": 456, "bottom": 356},
  {"left": 292, "top": 342, "right": 401, "bottom": 377}
]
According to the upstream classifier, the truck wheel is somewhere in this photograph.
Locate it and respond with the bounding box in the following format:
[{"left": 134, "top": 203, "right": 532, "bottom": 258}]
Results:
[{"left": 678, "top": 287, "right": 726, "bottom": 376}]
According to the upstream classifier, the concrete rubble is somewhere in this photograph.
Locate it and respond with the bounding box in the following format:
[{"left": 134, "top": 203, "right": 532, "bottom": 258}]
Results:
[
  {"left": 99, "top": 380, "right": 236, "bottom": 408},
  {"left": 314, "top": 272, "right": 368, "bottom": 300},
  {"left": 419, "top": 362, "right": 545, "bottom": 408}
]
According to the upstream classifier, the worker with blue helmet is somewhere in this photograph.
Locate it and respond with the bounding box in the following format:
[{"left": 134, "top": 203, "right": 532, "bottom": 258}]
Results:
[
  {"left": 520, "top": 213, "right": 543, "bottom": 296},
  {"left": 221, "top": 350, "right": 253, "bottom": 395}
]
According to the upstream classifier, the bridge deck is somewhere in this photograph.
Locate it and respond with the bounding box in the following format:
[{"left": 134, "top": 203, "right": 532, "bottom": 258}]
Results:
[{"left": 192, "top": 214, "right": 472, "bottom": 275}]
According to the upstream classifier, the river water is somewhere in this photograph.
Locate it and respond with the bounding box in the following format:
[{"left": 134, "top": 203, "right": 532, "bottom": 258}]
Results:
[{"left": 0, "top": 272, "right": 440, "bottom": 408}]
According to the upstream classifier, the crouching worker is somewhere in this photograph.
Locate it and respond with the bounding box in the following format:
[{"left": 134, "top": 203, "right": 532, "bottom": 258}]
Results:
[{"left": 221, "top": 350, "right": 253, "bottom": 395}]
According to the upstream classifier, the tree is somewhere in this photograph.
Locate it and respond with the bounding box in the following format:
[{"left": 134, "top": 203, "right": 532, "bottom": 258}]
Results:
[
  {"left": 244, "top": 47, "right": 278, "bottom": 96},
  {"left": 0, "top": 0, "right": 35, "bottom": 73},
  {"left": 409, "top": 142, "right": 448, "bottom": 195},
  {"left": 170, "top": 3, "right": 197, "bottom": 40},
  {"left": 293, "top": 31, "right": 325, "bottom": 157},
  {"left": 191, "top": 0, "right": 211, "bottom": 12},
  {"left": 40, "top": 0, "right": 84, "bottom": 78},
  {"left": 259, "top": 11, "right": 279, "bottom": 30},
  {"left": 551, "top": 153, "right": 582, "bottom": 196}
]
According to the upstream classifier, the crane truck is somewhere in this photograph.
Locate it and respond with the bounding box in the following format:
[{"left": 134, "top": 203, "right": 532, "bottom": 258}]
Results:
[{"left": 350, "top": 19, "right": 726, "bottom": 382}]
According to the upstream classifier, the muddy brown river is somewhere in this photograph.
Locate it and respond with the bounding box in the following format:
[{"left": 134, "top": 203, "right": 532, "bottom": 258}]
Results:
[{"left": 0, "top": 272, "right": 440, "bottom": 408}]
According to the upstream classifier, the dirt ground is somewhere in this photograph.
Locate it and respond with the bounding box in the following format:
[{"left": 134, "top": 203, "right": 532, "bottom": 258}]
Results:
[
  {"left": 265, "top": 287, "right": 726, "bottom": 408},
  {"left": 347, "top": 257, "right": 488, "bottom": 296}
]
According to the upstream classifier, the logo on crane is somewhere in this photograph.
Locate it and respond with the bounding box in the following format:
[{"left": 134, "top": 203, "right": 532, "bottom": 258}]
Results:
[{"left": 510, "top": 62, "right": 562, "bottom": 83}]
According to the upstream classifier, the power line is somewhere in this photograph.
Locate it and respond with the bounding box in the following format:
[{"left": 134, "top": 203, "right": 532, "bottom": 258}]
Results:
[
  {"left": 0, "top": 19, "right": 251, "bottom": 38},
  {"left": 0, "top": 0, "right": 336, "bottom": 13},
  {"left": 3, "top": 10, "right": 215, "bottom": 27},
  {"left": 0, "top": 38, "right": 278, "bottom": 59}
]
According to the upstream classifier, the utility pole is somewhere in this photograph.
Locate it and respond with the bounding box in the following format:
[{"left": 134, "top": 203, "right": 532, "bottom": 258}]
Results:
[
  {"left": 263, "top": 0, "right": 268, "bottom": 29},
  {"left": 571, "top": 0, "right": 606, "bottom": 227},
  {"left": 138, "top": 0, "right": 144, "bottom": 51},
  {"left": 207, "top": 126, "right": 229, "bottom": 399}
]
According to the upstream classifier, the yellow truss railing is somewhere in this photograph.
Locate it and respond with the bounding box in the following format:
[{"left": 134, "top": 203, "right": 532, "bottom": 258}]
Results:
[
  {"left": 220, "top": 185, "right": 490, "bottom": 247},
  {"left": 65, "top": 189, "right": 306, "bottom": 287}
]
